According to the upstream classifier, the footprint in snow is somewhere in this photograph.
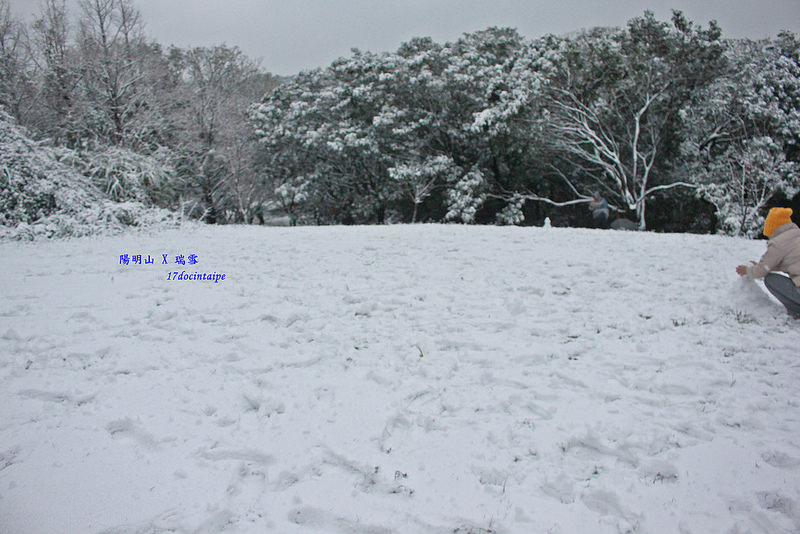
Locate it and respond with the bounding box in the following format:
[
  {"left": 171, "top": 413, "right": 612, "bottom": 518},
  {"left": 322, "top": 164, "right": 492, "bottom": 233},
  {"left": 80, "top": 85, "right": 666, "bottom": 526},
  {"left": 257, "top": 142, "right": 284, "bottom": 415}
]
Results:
[
  {"left": 105, "top": 418, "right": 160, "bottom": 449},
  {"left": 756, "top": 491, "right": 800, "bottom": 520},
  {"left": 19, "top": 389, "right": 95, "bottom": 406},
  {"left": 581, "top": 489, "right": 628, "bottom": 517},
  {"left": 541, "top": 477, "right": 575, "bottom": 504},
  {"left": 288, "top": 506, "right": 392, "bottom": 533},
  {"left": 640, "top": 460, "right": 679, "bottom": 483},
  {"left": 761, "top": 450, "right": 800, "bottom": 469}
]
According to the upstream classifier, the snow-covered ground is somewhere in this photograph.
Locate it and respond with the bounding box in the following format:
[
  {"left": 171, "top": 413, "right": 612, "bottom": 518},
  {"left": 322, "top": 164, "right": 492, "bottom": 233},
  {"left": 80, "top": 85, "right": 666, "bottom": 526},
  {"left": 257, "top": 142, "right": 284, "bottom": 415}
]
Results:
[{"left": 1, "top": 224, "right": 799, "bottom": 534}]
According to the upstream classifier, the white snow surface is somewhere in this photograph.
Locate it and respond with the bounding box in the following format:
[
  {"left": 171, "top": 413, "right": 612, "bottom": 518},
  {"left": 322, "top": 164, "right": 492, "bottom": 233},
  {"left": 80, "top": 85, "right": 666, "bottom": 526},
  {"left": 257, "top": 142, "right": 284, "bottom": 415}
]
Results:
[{"left": 1, "top": 224, "right": 799, "bottom": 534}]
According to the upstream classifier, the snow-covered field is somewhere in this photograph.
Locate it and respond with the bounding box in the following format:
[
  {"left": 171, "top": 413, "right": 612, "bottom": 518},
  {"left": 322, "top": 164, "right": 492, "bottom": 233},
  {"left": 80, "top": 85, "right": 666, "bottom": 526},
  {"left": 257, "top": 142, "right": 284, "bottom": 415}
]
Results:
[{"left": 1, "top": 224, "right": 799, "bottom": 534}]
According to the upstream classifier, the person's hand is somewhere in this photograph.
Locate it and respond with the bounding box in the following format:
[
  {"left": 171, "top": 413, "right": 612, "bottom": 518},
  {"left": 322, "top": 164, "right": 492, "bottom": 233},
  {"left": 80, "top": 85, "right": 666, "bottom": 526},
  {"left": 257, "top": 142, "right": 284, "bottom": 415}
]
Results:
[{"left": 736, "top": 264, "right": 749, "bottom": 276}]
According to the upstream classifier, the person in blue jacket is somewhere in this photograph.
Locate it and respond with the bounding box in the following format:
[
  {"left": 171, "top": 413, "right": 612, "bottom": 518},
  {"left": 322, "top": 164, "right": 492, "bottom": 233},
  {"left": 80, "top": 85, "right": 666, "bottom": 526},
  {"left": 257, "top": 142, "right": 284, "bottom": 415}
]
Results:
[{"left": 589, "top": 193, "right": 609, "bottom": 229}]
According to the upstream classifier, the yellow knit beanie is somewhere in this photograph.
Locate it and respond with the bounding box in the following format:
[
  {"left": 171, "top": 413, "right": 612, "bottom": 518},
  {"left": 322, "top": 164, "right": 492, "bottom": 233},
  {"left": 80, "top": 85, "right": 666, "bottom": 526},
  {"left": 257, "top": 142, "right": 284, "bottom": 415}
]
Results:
[{"left": 763, "top": 207, "right": 793, "bottom": 237}]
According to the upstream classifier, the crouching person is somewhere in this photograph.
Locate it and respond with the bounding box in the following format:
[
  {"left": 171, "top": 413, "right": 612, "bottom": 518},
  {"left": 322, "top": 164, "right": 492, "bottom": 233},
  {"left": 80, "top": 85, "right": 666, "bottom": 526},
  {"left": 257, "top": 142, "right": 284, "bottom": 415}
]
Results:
[{"left": 736, "top": 208, "right": 800, "bottom": 318}]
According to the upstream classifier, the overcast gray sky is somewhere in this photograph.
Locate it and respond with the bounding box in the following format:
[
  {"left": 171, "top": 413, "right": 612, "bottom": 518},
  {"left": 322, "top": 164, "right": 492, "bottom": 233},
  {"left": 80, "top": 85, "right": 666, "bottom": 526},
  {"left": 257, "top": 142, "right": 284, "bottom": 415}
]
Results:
[{"left": 7, "top": 0, "right": 800, "bottom": 75}]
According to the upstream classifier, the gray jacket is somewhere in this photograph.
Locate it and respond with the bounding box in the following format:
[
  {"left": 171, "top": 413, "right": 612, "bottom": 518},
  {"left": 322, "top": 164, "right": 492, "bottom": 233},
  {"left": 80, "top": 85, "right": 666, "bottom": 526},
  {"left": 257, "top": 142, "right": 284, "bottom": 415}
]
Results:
[{"left": 746, "top": 222, "right": 800, "bottom": 287}]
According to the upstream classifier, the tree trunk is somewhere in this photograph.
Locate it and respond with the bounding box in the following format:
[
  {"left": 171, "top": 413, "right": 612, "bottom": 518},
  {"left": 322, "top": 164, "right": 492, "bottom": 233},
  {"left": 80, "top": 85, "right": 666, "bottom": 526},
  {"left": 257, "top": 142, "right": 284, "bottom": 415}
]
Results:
[
  {"left": 636, "top": 200, "right": 647, "bottom": 230},
  {"left": 203, "top": 188, "right": 217, "bottom": 224}
]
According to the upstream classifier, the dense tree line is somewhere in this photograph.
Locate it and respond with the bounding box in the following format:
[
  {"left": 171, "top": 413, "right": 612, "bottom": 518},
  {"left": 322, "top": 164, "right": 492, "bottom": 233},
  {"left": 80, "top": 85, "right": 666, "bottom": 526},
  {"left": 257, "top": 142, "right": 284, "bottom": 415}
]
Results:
[
  {"left": 253, "top": 11, "right": 800, "bottom": 233},
  {"left": 1, "top": 2, "right": 798, "bottom": 235}
]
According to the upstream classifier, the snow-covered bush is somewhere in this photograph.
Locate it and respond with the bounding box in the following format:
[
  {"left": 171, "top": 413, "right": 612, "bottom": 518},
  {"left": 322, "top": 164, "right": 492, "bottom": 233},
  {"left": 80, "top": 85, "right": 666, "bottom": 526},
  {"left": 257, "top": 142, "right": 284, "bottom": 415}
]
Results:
[
  {"left": 0, "top": 108, "right": 99, "bottom": 226},
  {"left": 274, "top": 176, "right": 309, "bottom": 225},
  {"left": 76, "top": 146, "right": 179, "bottom": 206},
  {"left": 445, "top": 167, "right": 487, "bottom": 223},
  {"left": 0, "top": 109, "right": 180, "bottom": 240},
  {"left": 496, "top": 194, "right": 525, "bottom": 225},
  {"left": 274, "top": 179, "right": 309, "bottom": 205},
  {"left": 0, "top": 200, "right": 180, "bottom": 241}
]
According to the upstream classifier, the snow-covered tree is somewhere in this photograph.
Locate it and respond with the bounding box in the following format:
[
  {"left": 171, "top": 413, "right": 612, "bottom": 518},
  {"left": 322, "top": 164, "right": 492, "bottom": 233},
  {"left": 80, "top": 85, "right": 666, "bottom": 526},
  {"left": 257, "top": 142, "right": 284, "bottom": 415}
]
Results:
[
  {"left": 699, "top": 138, "right": 795, "bottom": 236},
  {"left": 0, "top": 0, "right": 33, "bottom": 123},
  {"left": 389, "top": 155, "right": 459, "bottom": 222},
  {"left": 28, "top": 0, "right": 80, "bottom": 144},
  {"left": 681, "top": 34, "right": 800, "bottom": 236},
  {"left": 167, "top": 45, "right": 276, "bottom": 223},
  {"left": 252, "top": 51, "right": 398, "bottom": 224},
  {"left": 252, "top": 28, "right": 545, "bottom": 224},
  {"left": 543, "top": 11, "right": 725, "bottom": 229},
  {"left": 76, "top": 0, "right": 147, "bottom": 145}
]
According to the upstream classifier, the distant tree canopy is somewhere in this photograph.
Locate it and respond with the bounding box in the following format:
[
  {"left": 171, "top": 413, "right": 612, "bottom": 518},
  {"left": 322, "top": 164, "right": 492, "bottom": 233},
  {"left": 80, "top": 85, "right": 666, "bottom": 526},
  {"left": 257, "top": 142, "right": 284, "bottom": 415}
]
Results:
[
  {"left": 0, "top": 0, "right": 281, "bottom": 231},
  {"left": 1, "top": 0, "right": 798, "bottom": 235}
]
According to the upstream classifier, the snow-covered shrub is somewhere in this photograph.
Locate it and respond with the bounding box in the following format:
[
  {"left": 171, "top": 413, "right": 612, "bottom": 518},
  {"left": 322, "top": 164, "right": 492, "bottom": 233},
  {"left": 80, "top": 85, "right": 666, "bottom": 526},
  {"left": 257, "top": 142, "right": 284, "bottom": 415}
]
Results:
[
  {"left": 77, "top": 146, "right": 179, "bottom": 206},
  {"left": 274, "top": 177, "right": 309, "bottom": 207},
  {"left": 496, "top": 194, "right": 525, "bottom": 225},
  {"left": 274, "top": 177, "right": 309, "bottom": 225},
  {"left": 0, "top": 200, "right": 180, "bottom": 241},
  {"left": 0, "top": 108, "right": 99, "bottom": 226},
  {"left": 445, "top": 167, "right": 487, "bottom": 223},
  {"left": 0, "top": 110, "right": 180, "bottom": 240}
]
